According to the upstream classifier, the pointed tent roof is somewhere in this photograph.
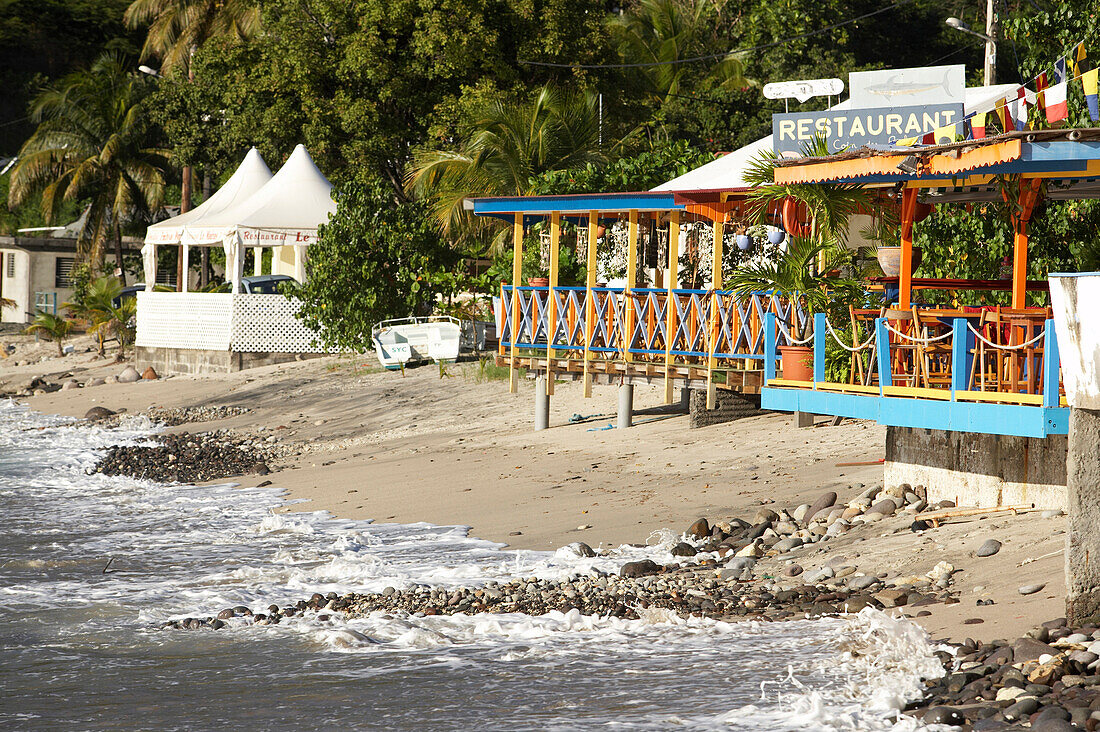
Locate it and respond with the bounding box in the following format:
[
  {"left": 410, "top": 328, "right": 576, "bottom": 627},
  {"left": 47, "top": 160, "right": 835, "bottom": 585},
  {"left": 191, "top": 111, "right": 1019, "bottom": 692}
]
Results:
[
  {"left": 188, "top": 144, "right": 336, "bottom": 247},
  {"left": 652, "top": 84, "right": 1020, "bottom": 194},
  {"left": 144, "top": 147, "right": 273, "bottom": 245}
]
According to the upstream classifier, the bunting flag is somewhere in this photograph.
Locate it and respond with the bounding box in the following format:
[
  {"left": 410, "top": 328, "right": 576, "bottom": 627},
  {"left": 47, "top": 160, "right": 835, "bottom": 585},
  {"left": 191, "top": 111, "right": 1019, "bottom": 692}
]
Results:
[
  {"left": 1036, "top": 72, "right": 1048, "bottom": 112},
  {"left": 1073, "top": 42, "right": 1089, "bottom": 78},
  {"left": 995, "top": 96, "right": 1012, "bottom": 132},
  {"left": 932, "top": 122, "right": 958, "bottom": 145},
  {"left": 1085, "top": 68, "right": 1100, "bottom": 121},
  {"left": 921, "top": 130, "right": 935, "bottom": 145},
  {"left": 1054, "top": 57, "right": 1068, "bottom": 84},
  {"left": 897, "top": 135, "right": 918, "bottom": 146},
  {"left": 1011, "top": 95, "right": 1029, "bottom": 131},
  {"left": 971, "top": 111, "right": 987, "bottom": 139},
  {"left": 1045, "top": 80, "right": 1069, "bottom": 123}
]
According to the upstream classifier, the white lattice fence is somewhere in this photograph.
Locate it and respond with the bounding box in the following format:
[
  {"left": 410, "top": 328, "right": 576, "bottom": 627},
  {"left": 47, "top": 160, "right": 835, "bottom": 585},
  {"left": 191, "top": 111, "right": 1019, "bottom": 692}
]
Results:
[
  {"left": 136, "top": 292, "right": 234, "bottom": 349},
  {"left": 229, "top": 294, "right": 325, "bottom": 353}
]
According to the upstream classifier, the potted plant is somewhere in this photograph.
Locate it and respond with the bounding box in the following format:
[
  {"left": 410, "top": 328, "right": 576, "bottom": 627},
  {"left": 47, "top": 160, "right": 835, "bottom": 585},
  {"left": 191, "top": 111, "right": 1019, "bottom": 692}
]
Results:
[{"left": 728, "top": 237, "right": 860, "bottom": 381}]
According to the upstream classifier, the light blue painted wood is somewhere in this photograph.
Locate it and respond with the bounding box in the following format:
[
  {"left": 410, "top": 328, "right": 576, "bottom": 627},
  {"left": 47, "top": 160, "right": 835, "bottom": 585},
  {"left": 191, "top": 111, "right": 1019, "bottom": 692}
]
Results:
[
  {"left": 764, "top": 313, "right": 777, "bottom": 382},
  {"left": 813, "top": 313, "right": 826, "bottom": 385},
  {"left": 1043, "top": 318, "right": 1061, "bottom": 408},
  {"left": 875, "top": 318, "right": 892, "bottom": 389},
  {"left": 950, "top": 318, "right": 975, "bottom": 399},
  {"left": 760, "top": 386, "right": 1070, "bottom": 438}
]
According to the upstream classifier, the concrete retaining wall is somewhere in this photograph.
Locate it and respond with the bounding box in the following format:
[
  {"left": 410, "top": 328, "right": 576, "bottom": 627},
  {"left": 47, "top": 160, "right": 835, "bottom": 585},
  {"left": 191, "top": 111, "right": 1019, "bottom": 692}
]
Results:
[
  {"left": 884, "top": 426, "right": 1067, "bottom": 510},
  {"left": 135, "top": 346, "right": 316, "bottom": 375},
  {"left": 688, "top": 389, "right": 762, "bottom": 428}
]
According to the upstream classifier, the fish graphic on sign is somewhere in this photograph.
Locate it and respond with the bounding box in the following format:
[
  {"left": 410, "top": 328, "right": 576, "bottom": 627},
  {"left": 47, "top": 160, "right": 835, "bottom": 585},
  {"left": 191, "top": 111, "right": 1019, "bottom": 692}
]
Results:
[
  {"left": 848, "top": 65, "right": 966, "bottom": 110},
  {"left": 862, "top": 70, "right": 958, "bottom": 100}
]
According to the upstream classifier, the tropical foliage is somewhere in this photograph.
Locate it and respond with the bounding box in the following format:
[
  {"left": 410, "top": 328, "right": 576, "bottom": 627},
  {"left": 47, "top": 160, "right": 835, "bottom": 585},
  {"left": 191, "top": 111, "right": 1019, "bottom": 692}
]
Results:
[
  {"left": 407, "top": 86, "right": 604, "bottom": 243},
  {"left": 23, "top": 310, "right": 74, "bottom": 357},
  {"left": 294, "top": 180, "right": 458, "bottom": 352},
  {"left": 727, "top": 236, "right": 861, "bottom": 338},
  {"left": 64, "top": 275, "right": 137, "bottom": 358},
  {"left": 7, "top": 54, "right": 169, "bottom": 281},
  {"left": 124, "top": 0, "right": 260, "bottom": 75}
]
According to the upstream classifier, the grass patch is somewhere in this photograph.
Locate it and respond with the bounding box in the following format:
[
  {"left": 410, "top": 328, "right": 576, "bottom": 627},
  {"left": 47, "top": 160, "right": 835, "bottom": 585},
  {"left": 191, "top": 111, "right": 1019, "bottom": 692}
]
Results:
[{"left": 473, "top": 356, "right": 521, "bottom": 383}]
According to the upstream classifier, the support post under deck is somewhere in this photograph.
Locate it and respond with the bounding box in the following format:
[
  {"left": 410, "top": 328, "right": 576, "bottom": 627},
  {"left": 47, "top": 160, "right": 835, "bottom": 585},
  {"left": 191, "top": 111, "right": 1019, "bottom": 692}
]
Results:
[
  {"left": 534, "top": 374, "right": 550, "bottom": 431},
  {"left": 617, "top": 384, "right": 634, "bottom": 429}
]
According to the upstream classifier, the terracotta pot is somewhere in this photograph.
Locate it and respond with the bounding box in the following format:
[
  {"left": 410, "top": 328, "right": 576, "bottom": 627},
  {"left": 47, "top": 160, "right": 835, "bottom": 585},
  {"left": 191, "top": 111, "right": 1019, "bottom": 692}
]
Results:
[
  {"left": 876, "top": 246, "right": 923, "bottom": 277},
  {"left": 781, "top": 197, "right": 811, "bottom": 238},
  {"left": 779, "top": 345, "right": 814, "bottom": 381},
  {"left": 527, "top": 277, "right": 550, "bottom": 287}
]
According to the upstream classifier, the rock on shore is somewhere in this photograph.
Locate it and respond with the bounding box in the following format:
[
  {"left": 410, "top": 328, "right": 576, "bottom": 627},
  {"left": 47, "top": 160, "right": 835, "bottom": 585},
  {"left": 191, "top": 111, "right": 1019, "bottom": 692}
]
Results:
[{"left": 96, "top": 430, "right": 273, "bottom": 482}]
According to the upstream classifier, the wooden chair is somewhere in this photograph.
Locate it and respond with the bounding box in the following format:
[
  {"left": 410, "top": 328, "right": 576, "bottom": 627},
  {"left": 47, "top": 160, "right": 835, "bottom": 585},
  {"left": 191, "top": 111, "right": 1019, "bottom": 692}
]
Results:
[
  {"left": 848, "top": 306, "right": 883, "bottom": 385},
  {"left": 912, "top": 308, "right": 962, "bottom": 389},
  {"left": 883, "top": 308, "right": 922, "bottom": 387},
  {"left": 969, "top": 307, "right": 1050, "bottom": 394}
]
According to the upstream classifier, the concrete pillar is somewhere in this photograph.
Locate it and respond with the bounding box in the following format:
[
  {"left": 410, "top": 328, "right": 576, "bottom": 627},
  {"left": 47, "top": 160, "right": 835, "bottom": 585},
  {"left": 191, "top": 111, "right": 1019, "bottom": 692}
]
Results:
[
  {"left": 1067, "top": 408, "right": 1100, "bottom": 624},
  {"left": 679, "top": 387, "right": 691, "bottom": 412},
  {"left": 617, "top": 383, "right": 634, "bottom": 428},
  {"left": 534, "top": 374, "right": 550, "bottom": 431},
  {"left": 796, "top": 411, "right": 814, "bottom": 428}
]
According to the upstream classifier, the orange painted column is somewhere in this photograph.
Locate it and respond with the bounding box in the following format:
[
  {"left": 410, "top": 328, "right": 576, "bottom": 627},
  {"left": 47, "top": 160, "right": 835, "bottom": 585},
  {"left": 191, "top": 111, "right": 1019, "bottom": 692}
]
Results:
[
  {"left": 899, "top": 187, "right": 917, "bottom": 309},
  {"left": 1011, "top": 179, "right": 1043, "bottom": 309}
]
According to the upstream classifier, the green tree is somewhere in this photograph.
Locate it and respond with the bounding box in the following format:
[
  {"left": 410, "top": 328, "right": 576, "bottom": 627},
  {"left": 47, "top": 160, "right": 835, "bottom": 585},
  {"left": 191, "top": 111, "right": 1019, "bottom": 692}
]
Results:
[
  {"left": 8, "top": 54, "right": 169, "bottom": 283},
  {"left": 124, "top": 0, "right": 260, "bottom": 76},
  {"left": 532, "top": 139, "right": 714, "bottom": 194},
  {"left": 611, "top": 0, "right": 748, "bottom": 143},
  {"left": 407, "top": 85, "right": 604, "bottom": 241},
  {"left": 294, "top": 179, "right": 458, "bottom": 352},
  {"left": 23, "top": 310, "right": 74, "bottom": 357},
  {"left": 146, "top": 0, "right": 614, "bottom": 195}
]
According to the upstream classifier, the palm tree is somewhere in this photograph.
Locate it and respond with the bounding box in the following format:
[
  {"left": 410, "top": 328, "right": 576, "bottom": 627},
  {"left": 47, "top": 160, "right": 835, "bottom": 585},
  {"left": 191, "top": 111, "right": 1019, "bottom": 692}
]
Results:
[
  {"left": 407, "top": 86, "right": 604, "bottom": 243},
  {"left": 8, "top": 55, "right": 170, "bottom": 284},
  {"left": 612, "top": 0, "right": 748, "bottom": 140},
  {"left": 728, "top": 237, "right": 860, "bottom": 340},
  {"left": 24, "top": 311, "right": 74, "bottom": 357},
  {"left": 744, "top": 135, "right": 869, "bottom": 245},
  {"left": 0, "top": 296, "right": 13, "bottom": 312},
  {"left": 124, "top": 0, "right": 260, "bottom": 77},
  {"left": 65, "top": 276, "right": 122, "bottom": 357}
]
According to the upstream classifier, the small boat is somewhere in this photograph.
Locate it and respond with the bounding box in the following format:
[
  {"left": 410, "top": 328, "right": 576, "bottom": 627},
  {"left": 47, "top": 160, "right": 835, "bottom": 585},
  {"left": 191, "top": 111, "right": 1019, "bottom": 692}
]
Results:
[{"left": 371, "top": 316, "right": 492, "bottom": 369}]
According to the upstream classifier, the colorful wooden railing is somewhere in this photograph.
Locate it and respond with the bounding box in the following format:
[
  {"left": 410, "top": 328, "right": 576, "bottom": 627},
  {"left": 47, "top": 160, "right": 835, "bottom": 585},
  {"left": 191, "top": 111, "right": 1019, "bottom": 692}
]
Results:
[
  {"left": 761, "top": 312, "right": 1068, "bottom": 437},
  {"left": 499, "top": 285, "right": 806, "bottom": 362}
]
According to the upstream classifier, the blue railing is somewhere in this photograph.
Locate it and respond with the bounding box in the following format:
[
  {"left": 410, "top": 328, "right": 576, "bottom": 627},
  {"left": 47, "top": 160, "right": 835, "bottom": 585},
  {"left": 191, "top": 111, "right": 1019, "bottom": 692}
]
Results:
[{"left": 761, "top": 312, "right": 1068, "bottom": 438}]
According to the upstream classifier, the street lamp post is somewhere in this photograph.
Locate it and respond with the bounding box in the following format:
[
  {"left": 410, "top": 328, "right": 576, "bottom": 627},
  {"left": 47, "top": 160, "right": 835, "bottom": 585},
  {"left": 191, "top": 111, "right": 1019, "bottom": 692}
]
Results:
[{"left": 946, "top": 2, "right": 997, "bottom": 86}]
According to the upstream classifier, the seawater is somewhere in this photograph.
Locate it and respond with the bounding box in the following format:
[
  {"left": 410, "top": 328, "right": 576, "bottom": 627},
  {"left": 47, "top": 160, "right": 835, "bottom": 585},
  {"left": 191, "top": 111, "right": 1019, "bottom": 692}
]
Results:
[{"left": 0, "top": 401, "right": 946, "bottom": 730}]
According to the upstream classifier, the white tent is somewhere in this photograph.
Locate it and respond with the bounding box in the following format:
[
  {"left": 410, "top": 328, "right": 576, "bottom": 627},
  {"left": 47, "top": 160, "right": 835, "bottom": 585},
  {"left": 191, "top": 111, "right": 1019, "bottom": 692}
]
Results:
[
  {"left": 187, "top": 144, "right": 337, "bottom": 292},
  {"left": 652, "top": 84, "right": 1019, "bottom": 194},
  {"left": 141, "top": 147, "right": 273, "bottom": 290}
]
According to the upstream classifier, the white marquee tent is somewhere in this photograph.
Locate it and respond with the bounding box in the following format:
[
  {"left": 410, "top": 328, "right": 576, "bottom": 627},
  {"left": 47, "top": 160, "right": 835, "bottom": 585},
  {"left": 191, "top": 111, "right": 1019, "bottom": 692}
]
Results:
[
  {"left": 141, "top": 147, "right": 272, "bottom": 289},
  {"left": 142, "top": 144, "right": 336, "bottom": 293}
]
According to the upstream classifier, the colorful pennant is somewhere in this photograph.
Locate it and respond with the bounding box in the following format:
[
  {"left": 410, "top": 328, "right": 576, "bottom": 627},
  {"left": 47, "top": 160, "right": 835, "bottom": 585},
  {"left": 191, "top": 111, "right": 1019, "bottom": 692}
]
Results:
[
  {"left": 971, "top": 112, "right": 987, "bottom": 139},
  {"left": 1073, "top": 43, "right": 1089, "bottom": 78},
  {"left": 1084, "top": 68, "right": 1100, "bottom": 121},
  {"left": 1045, "top": 80, "right": 1069, "bottom": 123}
]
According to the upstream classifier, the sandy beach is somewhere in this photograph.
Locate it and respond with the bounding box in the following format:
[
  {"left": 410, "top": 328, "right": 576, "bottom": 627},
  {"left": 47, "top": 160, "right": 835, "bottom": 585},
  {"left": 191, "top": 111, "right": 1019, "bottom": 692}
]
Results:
[{"left": 0, "top": 334, "right": 1069, "bottom": 645}]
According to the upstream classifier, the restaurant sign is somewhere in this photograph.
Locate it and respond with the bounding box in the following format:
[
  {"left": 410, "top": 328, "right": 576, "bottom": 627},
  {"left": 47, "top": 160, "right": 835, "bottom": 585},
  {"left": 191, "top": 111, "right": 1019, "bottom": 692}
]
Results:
[{"left": 772, "top": 103, "right": 964, "bottom": 156}]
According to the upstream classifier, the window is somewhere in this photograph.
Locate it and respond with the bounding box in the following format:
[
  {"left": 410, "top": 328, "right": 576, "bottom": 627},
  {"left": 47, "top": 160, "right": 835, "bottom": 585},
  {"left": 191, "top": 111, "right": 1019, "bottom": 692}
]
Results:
[
  {"left": 4, "top": 252, "right": 13, "bottom": 278},
  {"left": 55, "top": 257, "right": 75, "bottom": 288}
]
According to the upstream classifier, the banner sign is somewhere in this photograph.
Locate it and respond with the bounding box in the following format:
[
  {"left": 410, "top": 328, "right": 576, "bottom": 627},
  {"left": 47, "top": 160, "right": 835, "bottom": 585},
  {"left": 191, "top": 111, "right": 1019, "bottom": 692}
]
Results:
[
  {"left": 848, "top": 65, "right": 965, "bottom": 109},
  {"left": 772, "top": 103, "right": 964, "bottom": 155}
]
